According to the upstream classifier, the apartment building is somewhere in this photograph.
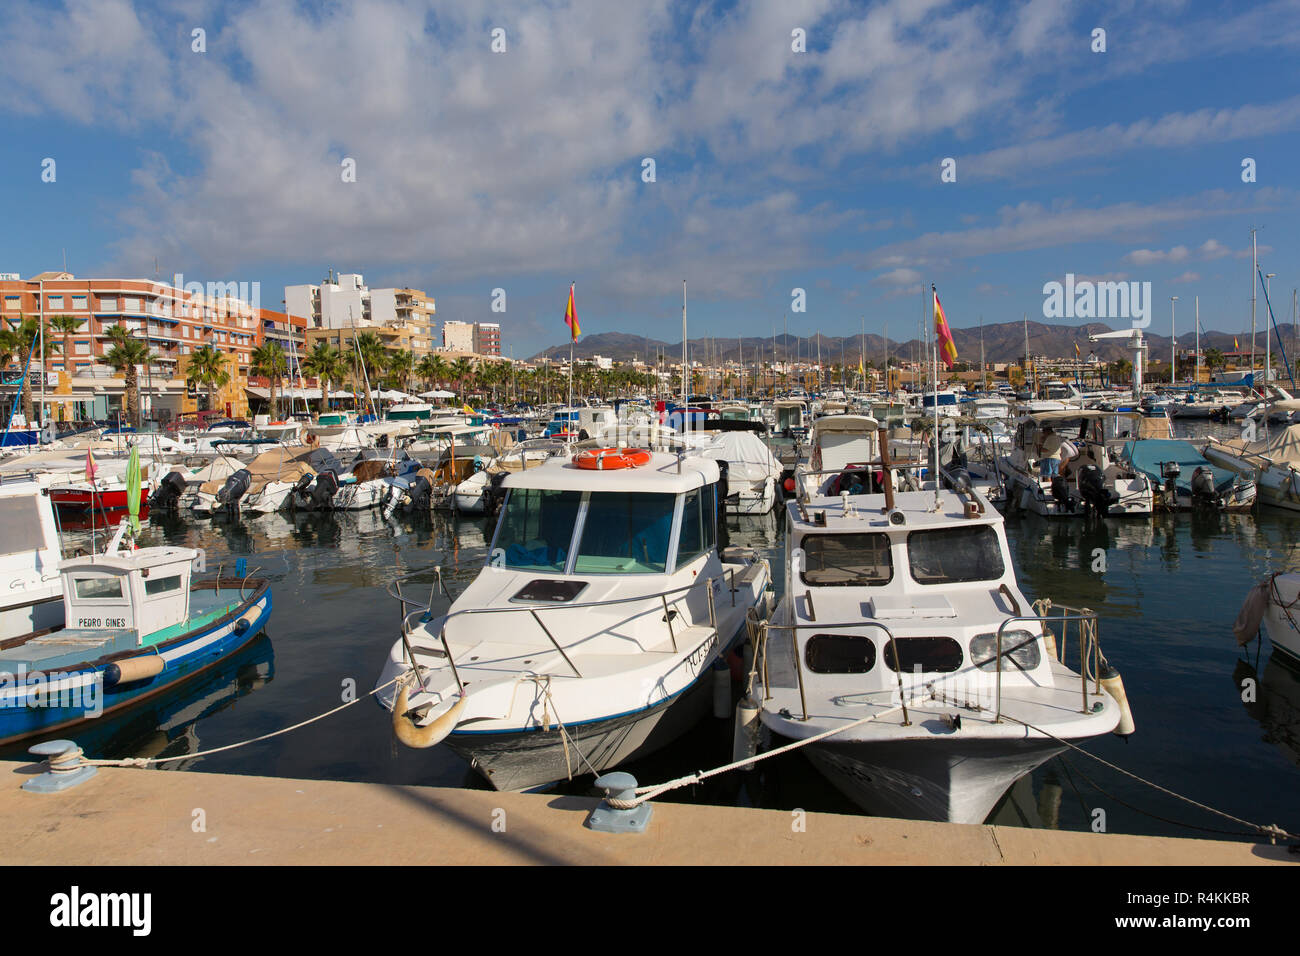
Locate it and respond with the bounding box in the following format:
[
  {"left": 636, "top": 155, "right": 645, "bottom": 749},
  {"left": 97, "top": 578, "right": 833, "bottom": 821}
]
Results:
[
  {"left": 441, "top": 320, "right": 475, "bottom": 352},
  {"left": 285, "top": 272, "right": 436, "bottom": 355},
  {"left": 0, "top": 271, "right": 270, "bottom": 421},
  {"left": 474, "top": 321, "right": 501, "bottom": 357}
]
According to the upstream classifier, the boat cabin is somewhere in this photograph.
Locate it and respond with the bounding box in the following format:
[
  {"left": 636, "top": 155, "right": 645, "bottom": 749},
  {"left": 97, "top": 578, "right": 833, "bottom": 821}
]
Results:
[
  {"left": 58, "top": 546, "right": 197, "bottom": 642},
  {"left": 783, "top": 489, "right": 1046, "bottom": 698},
  {"left": 489, "top": 451, "right": 724, "bottom": 579}
]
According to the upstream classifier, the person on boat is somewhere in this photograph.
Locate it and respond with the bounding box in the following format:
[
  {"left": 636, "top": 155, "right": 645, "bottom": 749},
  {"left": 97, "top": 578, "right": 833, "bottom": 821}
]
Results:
[{"left": 1036, "top": 426, "right": 1063, "bottom": 478}]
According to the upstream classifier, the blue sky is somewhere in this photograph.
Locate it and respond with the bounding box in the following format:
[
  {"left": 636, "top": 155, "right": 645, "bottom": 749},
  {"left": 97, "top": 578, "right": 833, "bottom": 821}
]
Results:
[{"left": 1, "top": 0, "right": 1298, "bottom": 356}]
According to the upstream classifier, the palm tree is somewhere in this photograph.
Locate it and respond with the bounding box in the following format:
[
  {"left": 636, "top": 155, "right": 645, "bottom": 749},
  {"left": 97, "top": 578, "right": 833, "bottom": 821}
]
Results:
[
  {"left": 101, "top": 324, "right": 154, "bottom": 427},
  {"left": 2, "top": 316, "right": 58, "bottom": 425},
  {"left": 302, "top": 341, "right": 345, "bottom": 415},
  {"left": 449, "top": 357, "right": 475, "bottom": 399},
  {"left": 251, "top": 341, "right": 289, "bottom": 420},
  {"left": 47, "top": 315, "right": 83, "bottom": 384},
  {"left": 186, "top": 344, "right": 230, "bottom": 413}
]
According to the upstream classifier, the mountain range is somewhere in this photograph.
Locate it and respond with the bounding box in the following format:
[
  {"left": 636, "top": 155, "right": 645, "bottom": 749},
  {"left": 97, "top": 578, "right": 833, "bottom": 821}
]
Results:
[{"left": 530, "top": 320, "right": 1299, "bottom": 366}]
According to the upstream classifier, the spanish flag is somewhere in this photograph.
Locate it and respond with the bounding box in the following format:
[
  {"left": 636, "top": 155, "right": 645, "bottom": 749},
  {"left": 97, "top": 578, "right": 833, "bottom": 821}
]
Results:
[
  {"left": 934, "top": 287, "right": 957, "bottom": 370},
  {"left": 564, "top": 282, "right": 580, "bottom": 341},
  {"left": 1074, "top": 342, "right": 1080, "bottom": 358},
  {"left": 1234, "top": 337, "right": 1240, "bottom": 350}
]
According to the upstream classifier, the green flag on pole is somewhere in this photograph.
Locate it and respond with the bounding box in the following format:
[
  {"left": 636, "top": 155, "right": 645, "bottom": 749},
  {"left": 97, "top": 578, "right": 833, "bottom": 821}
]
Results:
[{"left": 126, "top": 443, "right": 141, "bottom": 537}]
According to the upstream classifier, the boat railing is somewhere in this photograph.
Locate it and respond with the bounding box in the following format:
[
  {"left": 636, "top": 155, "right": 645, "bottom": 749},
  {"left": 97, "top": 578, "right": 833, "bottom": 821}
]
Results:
[
  {"left": 751, "top": 599, "right": 1101, "bottom": 725},
  {"left": 385, "top": 560, "right": 747, "bottom": 691}
]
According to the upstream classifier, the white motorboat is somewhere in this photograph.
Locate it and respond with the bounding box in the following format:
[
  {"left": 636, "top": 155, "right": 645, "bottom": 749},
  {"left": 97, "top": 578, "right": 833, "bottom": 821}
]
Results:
[
  {"left": 449, "top": 438, "right": 573, "bottom": 515},
  {"left": 295, "top": 448, "right": 422, "bottom": 511},
  {"left": 794, "top": 414, "right": 884, "bottom": 501},
  {"left": 753, "top": 475, "right": 1133, "bottom": 823},
  {"left": 696, "top": 427, "right": 783, "bottom": 515},
  {"left": 1202, "top": 423, "right": 1300, "bottom": 512},
  {"left": 998, "top": 411, "right": 1154, "bottom": 517},
  {"left": 374, "top": 447, "right": 773, "bottom": 792},
  {"left": 192, "top": 442, "right": 319, "bottom": 515},
  {"left": 1238, "top": 572, "right": 1300, "bottom": 667}
]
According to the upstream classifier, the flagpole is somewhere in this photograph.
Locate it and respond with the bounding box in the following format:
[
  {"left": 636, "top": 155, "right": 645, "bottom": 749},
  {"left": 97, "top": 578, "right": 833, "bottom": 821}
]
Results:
[
  {"left": 931, "top": 285, "right": 941, "bottom": 510},
  {"left": 567, "top": 282, "right": 574, "bottom": 414}
]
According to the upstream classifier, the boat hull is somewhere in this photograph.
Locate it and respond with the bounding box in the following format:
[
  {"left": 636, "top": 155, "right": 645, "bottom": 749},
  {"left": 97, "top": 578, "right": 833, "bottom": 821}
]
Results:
[
  {"left": 49, "top": 487, "right": 150, "bottom": 513},
  {"left": 0, "top": 584, "right": 272, "bottom": 748},
  {"left": 799, "top": 736, "right": 1068, "bottom": 825}
]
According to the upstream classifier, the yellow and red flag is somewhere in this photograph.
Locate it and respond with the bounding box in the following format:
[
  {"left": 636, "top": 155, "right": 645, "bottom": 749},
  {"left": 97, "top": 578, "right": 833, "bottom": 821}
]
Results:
[
  {"left": 934, "top": 288, "right": 957, "bottom": 370},
  {"left": 85, "top": 447, "right": 97, "bottom": 483},
  {"left": 564, "top": 283, "right": 580, "bottom": 341}
]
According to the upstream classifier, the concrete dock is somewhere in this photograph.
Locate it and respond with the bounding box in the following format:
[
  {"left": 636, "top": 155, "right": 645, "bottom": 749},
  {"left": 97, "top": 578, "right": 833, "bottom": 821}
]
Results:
[{"left": 2, "top": 760, "right": 1290, "bottom": 865}]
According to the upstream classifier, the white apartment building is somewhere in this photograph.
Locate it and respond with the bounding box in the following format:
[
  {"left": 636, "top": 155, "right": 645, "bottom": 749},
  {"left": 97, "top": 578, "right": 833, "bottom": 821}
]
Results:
[{"left": 285, "top": 272, "right": 436, "bottom": 353}]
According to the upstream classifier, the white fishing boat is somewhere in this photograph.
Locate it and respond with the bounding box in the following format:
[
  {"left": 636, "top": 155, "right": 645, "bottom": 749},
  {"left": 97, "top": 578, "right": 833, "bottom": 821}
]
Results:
[
  {"left": 374, "top": 447, "right": 773, "bottom": 792},
  {"left": 794, "top": 414, "right": 884, "bottom": 501},
  {"left": 998, "top": 411, "right": 1154, "bottom": 517},
  {"left": 752, "top": 465, "right": 1134, "bottom": 824},
  {"left": 0, "top": 477, "right": 65, "bottom": 642}
]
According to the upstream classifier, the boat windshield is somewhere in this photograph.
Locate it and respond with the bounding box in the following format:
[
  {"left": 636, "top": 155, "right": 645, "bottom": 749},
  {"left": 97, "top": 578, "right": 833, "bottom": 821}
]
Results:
[
  {"left": 573, "top": 492, "right": 676, "bottom": 574},
  {"left": 492, "top": 488, "right": 581, "bottom": 572},
  {"left": 907, "top": 526, "right": 1004, "bottom": 584},
  {"left": 801, "top": 533, "right": 893, "bottom": 586}
]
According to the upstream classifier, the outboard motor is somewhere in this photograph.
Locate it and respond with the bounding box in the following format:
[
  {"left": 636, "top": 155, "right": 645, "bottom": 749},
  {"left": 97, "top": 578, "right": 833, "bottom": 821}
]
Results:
[
  {"left": 1050, "top": 473, "right": 1072, "bottom": 512},
  {"left": 1159, "top": 459, "right": 1181, "bottom": 507},
  {"left": 484, "top": 472, "right": 510, "bottom": 520},
  {"left": 310, "top": 469, "right": 340, "bottom": 510},
  {"left": 291, "top": 472, "right": 315, "bottom": 505},
  {"left": 149, "top": 470, "right": 187, "bottom": 511},
  {"left": 216, "top": 468, "right": 252, "bottom": 509},
  {"left": 1077, "top": 464, "right": 1117, "bottom": 517},
  {"left": 1190, "top": 466, "right": 1221, "bottom": 509},
  {"left": 405, "top": 473, "right": 433, "bottom": 513}
]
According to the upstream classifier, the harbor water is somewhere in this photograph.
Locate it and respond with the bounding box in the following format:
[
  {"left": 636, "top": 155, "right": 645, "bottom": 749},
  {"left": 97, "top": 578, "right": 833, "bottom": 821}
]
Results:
[{"left": 8, "top": 419, "right": 1297, "bottom": 841}]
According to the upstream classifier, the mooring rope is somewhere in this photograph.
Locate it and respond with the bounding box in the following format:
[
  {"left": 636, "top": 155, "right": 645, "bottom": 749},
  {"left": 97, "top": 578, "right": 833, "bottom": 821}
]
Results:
[
  {"left": 1001, "top": 715, "right": 1295, "bottom": 843},
  {"left": 83, "top": 674, "right": 406, "bottom": 768}
]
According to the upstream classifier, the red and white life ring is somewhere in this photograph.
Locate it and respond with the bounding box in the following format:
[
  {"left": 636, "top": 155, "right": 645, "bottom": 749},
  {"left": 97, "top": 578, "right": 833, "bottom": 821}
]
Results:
[{"left": 573, "top": 447, "right": 652, "bottom": 470}]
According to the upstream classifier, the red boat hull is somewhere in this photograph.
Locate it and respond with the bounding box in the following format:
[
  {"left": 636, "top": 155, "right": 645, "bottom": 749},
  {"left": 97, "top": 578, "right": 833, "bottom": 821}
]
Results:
[{"left": 48, "top": 487, "right": 150, "bottom": 514}]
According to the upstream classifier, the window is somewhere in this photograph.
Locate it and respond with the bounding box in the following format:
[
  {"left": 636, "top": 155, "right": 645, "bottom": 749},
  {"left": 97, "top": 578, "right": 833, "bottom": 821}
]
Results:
[
  {"left": 971, "top": 631, "right": 1041, "bottom": 672},
  {"left": 99, "top": 296, "right": 118, "bottom": 311},
  {"left": 145, "top": 575, "right": 182, "bottom": 597},
  {"left": 74, "top": 341, "right": 90, "bottom": 355},
  {"left": 123, "top": 297, "right": 141, "bottom": 312},
  {"left": 47, "top": 295, "right": 63, "bottom": 309},
  {"left": 4, "top": 296, "right": 20, "bottom": 311},
  {"left": 71, "top": 295, "right": 87, "bottom": 310},
  {"left": 676, "top": 487, "right": 707, "bottom": 567},
  {"left": 490, "top": 488, "right": 580, "bottom": 572},
  {"left": 0, "top": 498, "right": 43, "bottom": 557},
  {"left": 801, "top": 533, "right": 893, "bottom": 586},
  {"left": 74, "top": 576, "right": 124, "bottom": 600},
  {"left": 908, "top": 526, "right": 1004, "bottom": 584},
  {"left": 805, "top": 634, "right": 877, "bottom": 674},
  {"left": 882, "top": 637, "right": 964, "bottom": 673},
  {"left": 573, "top": 492, "right": 675, "bottom": 574}
]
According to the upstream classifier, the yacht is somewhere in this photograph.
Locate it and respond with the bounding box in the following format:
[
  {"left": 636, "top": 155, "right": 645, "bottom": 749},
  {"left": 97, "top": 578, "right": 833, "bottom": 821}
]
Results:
[
  {"left": 0, "top": 477, "right": 65, "bottom": 642},
  {"left": 374, "top": 447, "right": 773, "bottom": 792},
  {"left": 1201, "top": 423, "right": 1300, "bottom": 512},
  {"left": 754, "top": 474, "right": 1133, "bottom": 823}
]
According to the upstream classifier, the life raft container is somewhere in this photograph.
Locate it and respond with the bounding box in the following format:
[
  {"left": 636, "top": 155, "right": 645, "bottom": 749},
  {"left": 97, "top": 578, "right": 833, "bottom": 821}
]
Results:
[{"left": 574, "top": 447, "right": 652, "bottom": 470}]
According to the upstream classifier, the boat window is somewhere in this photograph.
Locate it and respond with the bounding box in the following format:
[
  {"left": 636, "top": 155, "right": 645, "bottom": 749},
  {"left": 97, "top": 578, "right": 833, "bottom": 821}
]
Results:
[
  {"left": 882, "top": 637, "right": 964, "bottom": 673},
  {"left": 907, "top": 526, "right": 1004, "bottom": 584},
  {"left": 0, "top": 497, "right": 44, "bottom": 557},
  {"left": 145, "top": 575, "right": 183, "bottom": 597},
  {"left": 573, "top": 492, "right": 675, "bottom": 574},
  {"left": 805, "top": 634, "right": 876, "bottom": 674},
  {"left": 970, "top": 630, "right": 1041, "bottom": 672},
  {"left": 74, "top": 576, "right": 124, "bottom": 600},
  {"left": 490, "top": 488, "right": 580, "bottom": 572},
  {"left": 801, "top": 534, "right": 893, "bottom": 587},
  {"left": 676, "top": 487, "right": 708, "bottom": 567}
]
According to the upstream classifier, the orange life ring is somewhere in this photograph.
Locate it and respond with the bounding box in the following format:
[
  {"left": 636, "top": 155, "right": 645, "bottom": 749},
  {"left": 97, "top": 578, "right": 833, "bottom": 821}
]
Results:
[
  {"left": 305, "top": 433, "right": 319, "bottom": 446},
  {"left": 574, "top": 447, "right": 652, "bottom": 470}
]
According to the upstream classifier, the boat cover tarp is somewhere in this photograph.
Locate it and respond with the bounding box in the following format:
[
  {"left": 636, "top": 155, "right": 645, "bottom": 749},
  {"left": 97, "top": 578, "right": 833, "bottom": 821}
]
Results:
[
  {"left": 1210, "top": 423, "right": 1300, "bottom": 467},
  {"left": 199, "top": 446, "right": 316, "bottom": 494},
  {"left": 1123, "top": 439, "right": 1236, "bottom": 493},
  {"left": 698, "top": 431, "right": 781, "bottom": 483}
]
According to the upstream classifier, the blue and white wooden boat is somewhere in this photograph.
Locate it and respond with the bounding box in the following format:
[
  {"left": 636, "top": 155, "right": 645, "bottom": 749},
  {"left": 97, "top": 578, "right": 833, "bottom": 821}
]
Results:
[{"left": 0, "top": 524, "right": 272, "bottom": 746}]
